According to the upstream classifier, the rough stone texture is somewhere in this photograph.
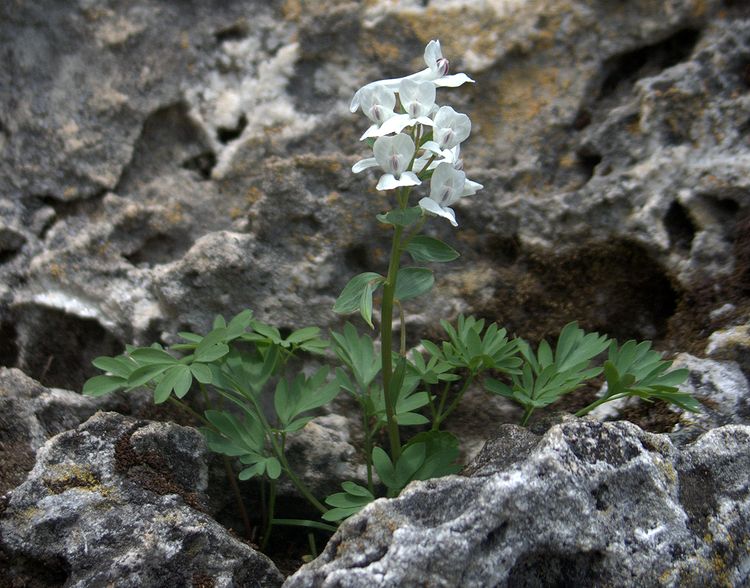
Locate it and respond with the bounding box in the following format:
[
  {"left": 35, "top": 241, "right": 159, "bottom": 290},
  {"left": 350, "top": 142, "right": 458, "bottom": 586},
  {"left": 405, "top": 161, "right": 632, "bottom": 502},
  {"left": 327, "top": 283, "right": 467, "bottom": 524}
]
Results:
[
  {"left": 284, "top": 419, "right": 750, "bottom": 587},
  {"left": 1, "top": 0, "right": 748, "bottom": 392},
  {"left": 0, "top": 367, "right": 129, "bottom": 495},
  {"left": 0, "top": 411, "right": 283, "bottom": 587}
]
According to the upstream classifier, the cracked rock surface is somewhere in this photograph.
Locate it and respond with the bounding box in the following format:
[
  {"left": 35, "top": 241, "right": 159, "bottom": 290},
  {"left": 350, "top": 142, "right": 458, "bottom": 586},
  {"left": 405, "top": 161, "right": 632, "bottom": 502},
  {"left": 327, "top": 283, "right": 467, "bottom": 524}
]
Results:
[
  {"left": 285, "top": 419, "right": 750, "bottom": 587},
  {"left": 0, "top": 411, "right": 283, "bottom": 587}
]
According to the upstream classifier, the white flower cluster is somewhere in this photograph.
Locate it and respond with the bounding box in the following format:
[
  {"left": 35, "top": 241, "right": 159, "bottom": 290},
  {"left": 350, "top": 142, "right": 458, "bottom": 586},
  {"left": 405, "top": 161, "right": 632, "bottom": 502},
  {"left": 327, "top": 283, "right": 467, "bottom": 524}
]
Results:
[{"left": 351, "top": 40, "right": 482, "bottom": 227}]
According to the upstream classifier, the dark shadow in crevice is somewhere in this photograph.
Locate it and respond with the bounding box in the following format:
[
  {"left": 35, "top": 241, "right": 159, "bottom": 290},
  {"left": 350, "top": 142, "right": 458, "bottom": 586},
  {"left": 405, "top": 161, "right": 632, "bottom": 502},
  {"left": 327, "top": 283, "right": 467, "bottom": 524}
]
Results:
[
  {"left": 116, "top": 102, "right": 215, "bottom": 193},
  {"left": 0, "top": 320, "right": 19, "bottom": 367},
  {"left": 664, "top": 200, "right": 696, "bottom": 252},
  {"left": 217, "top": 113, "right": 247, "bottom": 144},
  {"left": 124, "top": 232, "right": 193, "bottom": 267},
  {"left": 577, "top": 151, "right": 602, "bottom": 184},
  {"left": 597, "top": 28, "right": 701, "bottom": 101},
  {"left": 476, "top": 238, "right": 678, "bottom": 346},
  {"left": 181, "top": 152, "right": 217, "bottom": 180},
  {"left": 14, "top": 305, "right": 124, "bottom": 391},
  {"left": 214, "top": 21, "right": 249, "bottom": 44},
  {"left": 344, "top": 244, "right": 370, "bottom": 273}
]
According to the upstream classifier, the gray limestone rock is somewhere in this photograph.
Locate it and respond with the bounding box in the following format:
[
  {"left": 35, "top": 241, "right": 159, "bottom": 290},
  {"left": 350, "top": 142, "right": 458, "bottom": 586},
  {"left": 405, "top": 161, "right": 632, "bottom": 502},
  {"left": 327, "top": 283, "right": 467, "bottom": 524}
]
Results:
[
  {"left": 2, "top": 1, "right": 749, "bottom": 393},
  {"left": 284, "top": 419, "right": 750, "bottom": 587},
  {"left": 0, "top": 367, "right": 128, "bottom": 495},
  {"left": 0, "top": 411, "right": 283, "bottom": 587}
]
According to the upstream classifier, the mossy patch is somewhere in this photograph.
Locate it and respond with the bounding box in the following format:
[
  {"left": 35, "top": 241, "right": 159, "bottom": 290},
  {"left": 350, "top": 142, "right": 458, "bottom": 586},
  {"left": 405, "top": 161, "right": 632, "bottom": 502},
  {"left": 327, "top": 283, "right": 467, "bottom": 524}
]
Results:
[{"left": 43, "top": 464, "right": 113, "bottom": 497}]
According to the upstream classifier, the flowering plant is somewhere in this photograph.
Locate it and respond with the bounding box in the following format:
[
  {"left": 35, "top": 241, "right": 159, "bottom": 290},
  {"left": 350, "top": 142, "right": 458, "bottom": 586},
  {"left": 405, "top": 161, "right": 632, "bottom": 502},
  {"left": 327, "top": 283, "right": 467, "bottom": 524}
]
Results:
[{"left": 83, "top": 40, "right": 698, "bottom": 551}]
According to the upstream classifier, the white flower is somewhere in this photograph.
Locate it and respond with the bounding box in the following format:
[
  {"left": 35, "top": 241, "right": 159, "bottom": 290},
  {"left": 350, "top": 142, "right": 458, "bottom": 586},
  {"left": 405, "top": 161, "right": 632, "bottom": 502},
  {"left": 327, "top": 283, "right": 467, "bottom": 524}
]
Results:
[
  {"left": 419, "top": 162, "right": 483, "bottom": 226},
  {"left": 359, "top": 84, "right": 399, "bottom": 140},
  {"left": 415, "top": 144, "right": 461, "bottom": 174},
  {"left": 373, "top": 134, "right": 421, "bottom": 191},
  {"left": 419, "top": 163, "right": 466, "bottom": 226},
  {"left": 372, "top": 78, "right": 437, "bottom": 137},
  {"left": 350, "top": 40, "right": 474, "bottom": 113},
  {"left": 422, "top": 106, "right": 471, "bottom": 152}
]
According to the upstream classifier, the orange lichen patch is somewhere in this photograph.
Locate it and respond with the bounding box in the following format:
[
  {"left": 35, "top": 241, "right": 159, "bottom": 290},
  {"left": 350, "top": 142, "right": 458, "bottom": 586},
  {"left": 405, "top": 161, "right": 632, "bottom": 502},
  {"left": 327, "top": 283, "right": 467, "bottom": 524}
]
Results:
[
  {"left": 228, "top": 206, "right": 245, "bottom": 220},
  {"left": 44, "top": 464, "right": 113, "bottom": 497},
  {"left": 392, "top": 7, "right": 499, "bottom": 62},
  {"left": 294, "top": 154, "right": 343, "bottom": 174},
  {"left": 281, "top": 0, "right": 302, "bottom": 21},
  {"left": 245, "top": 186, "right": 264, "bottom": 205},
  {"left": 325, "top": 191, "right": 341, "bottom": 205},
  {"left": 164, "top": 203, "right": 184, "bottom": 225},
  {"left": 691, "top": 0, "right": 707, "bottom": 18},
  {"left": 369, "top": 39, "right": 401, "bottom": 63},
  {"left": 179, "top": 31, "right": 190, "bottom": 50},
  {"left": 48, "top": 263, "right": 66, "bottom": 279},
  {"left": 473, "top": 65, "right": 563, "bottom": 142}
]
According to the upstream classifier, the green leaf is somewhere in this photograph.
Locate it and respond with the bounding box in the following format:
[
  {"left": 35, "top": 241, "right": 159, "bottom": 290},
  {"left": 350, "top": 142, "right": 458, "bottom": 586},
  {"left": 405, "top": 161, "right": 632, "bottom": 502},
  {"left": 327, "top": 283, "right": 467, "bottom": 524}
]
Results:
[
  {"left": 405, "top": 235, "right": 460, "bottom": 263},
  {"left": 341, "top": 481, "right": 373, "bottom": 497},
  {"left": 359, "top": 279, "right": 376, "bottom": 328},
  {"left": 129, "top": 347, "right": 177, "bottom": 365},
  {"left": 153, "top": 365, "right": 193, "bottom": 403},
  {"left": 286, "top": 327, "right": 321, "bottom": 344},
  {"left": 91, "top": 356, "right": 134, "bottom": 378},
  {"left": 190, "top": 363, "right": 213, "bottom": 384},
  {"left": 194, "top": 342, "right": 230, "bottom": 362},
  {"left": 127, "top": 363, "right": 174, "bottom": 389},
  {"left": 372, "top": 447, "right": 397, "bottom": 489},
  {"left": 394, "top": 267, "right": 434, "bottom": 301},
  {"left": 333, "top": 273, "right": 384, "bottom": 315},
  {"left": 394, "top": 443, "right": 426, "bottom": 488},
  {"left": 265, "top": 457, "right": 282, "bottom": 480},
  {"left": 376, "top": 207, "right": 423, "bottom": 227},
  {"left": 238, "top": 462, "right": 265, "bottom": 481},
  {"left": 83, "top": 375, "right": 127, "bottom": 396}
]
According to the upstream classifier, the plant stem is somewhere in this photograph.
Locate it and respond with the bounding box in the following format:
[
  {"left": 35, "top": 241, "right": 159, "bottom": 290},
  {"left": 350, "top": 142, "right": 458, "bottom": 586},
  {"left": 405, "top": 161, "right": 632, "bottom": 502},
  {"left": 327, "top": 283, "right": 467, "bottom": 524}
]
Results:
[
  {"left": 434, "top": 375, "right": 474, "bottom": 430},
  {"left": 380, "top": 218, "right": 406, "bottom": 462},
  {"left": 575, "top": 394, "right": 622, "bottom": 417},
  {"left": 520, "top": 405, "right": 535, "bottom": 427},
  {"left": 169, "top": 397, "right": 211, "bottom": 427},
  {"left": 260, "top": 479, "right": 277, "bottom": 551},
  {"left": 362, "top": 409, "right": 374, "bottom": 494},
  {"left": 396, "top": 300, "right": 406, "bottom": 356},
  {"left": 276, "top": 450, "right": 328, "bottom": 515},
  {"left": 222, "top": 455, "right": 253, "bottom": 540},
  {"left": 169, "top": 395, "right": 254, "bottom": 541}
]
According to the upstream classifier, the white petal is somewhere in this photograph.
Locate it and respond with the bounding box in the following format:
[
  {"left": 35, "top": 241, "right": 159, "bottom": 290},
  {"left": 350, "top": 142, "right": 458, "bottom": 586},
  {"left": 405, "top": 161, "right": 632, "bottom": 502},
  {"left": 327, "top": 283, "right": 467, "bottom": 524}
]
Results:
[
  {"left": 462, "top": 179, "right": 483, "bottom": 197},
  {"left": 373, "top": 134, "right": 416, "bottom": 175},
  {"left": 434, "top": 73, "right": 475, "bottom": 87},
  {"left": 424, "top": 40, "right": 442, "bottom": 70},
  {"left": 399, "top": 171, "right": 421, "bottom": 187},
  {"left": 419, "top": 197, "right": 458, "bottom": 227},
  {"left": 421, "top": 140, "right": 444, "bottom": 155},
  {"left": 360, "top": 124, "right": 381, "bottom": 140},
  {"left": 430, "top": 163, "right": 465, "bottom": 205},
  {"left": 376, "top": 174, "right": 400, "bottom": 190},
  {"left": 352, "top": 158, "right": 378, "bottom": 173},
  {"left": 377, "top": 114, "right": 412, "bottom": 136}
]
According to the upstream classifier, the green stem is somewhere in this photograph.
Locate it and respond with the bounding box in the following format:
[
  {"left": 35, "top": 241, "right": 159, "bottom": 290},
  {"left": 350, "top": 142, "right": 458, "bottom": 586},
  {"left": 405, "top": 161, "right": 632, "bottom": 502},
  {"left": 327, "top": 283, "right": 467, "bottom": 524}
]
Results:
[
  {"left": 381, "top": 217, "right": 406, "bottom": 462},
  {"left": 223, "top": 455, "right": 253, "bottom": 540},
  {"left": 260, "top": 478, "right": 277, "bottom": 551},
  {"left": 396, "top": 300, "right": 406, "bottom": 356},
  {"left": 170, "top": 395, "right": 254, "bottom": 541},
  {"left": 434, "top": 375, "right": 474, "bottom": 430},
  {"left": 199, "top": 382, "right": 211, "bottom": 410},
  {"left": 575, "top": 394, "right": 622, "bottom": 417},
  {"left": 520, "top": 405, "right": 535, "bottom": 427},
  {"left": 362, "top": 408, "right": 374, "bottom": 494},
  {"left": 169, "top": 397, "right": 211, "bottom": 427}
]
